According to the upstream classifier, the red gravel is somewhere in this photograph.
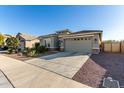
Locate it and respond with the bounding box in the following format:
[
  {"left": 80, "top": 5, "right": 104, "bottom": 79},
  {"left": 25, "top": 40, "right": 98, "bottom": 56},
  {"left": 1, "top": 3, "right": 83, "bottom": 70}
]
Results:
[{"left": 72, "top": 53, "right": 124, "bottom": 88}]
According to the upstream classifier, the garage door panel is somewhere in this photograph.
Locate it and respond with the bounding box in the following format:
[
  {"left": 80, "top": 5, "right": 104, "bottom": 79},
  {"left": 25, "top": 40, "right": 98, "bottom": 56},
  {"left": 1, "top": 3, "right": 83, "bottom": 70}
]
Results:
[{"left": 65, "top": 39, "right": 92, "bottom": 53}]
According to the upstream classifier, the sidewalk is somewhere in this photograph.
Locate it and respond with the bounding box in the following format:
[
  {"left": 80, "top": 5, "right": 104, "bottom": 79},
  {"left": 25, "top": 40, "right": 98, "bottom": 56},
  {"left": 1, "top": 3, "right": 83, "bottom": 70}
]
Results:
[{"left": 0, "top": 54, "right": 90, "bottom": 88}]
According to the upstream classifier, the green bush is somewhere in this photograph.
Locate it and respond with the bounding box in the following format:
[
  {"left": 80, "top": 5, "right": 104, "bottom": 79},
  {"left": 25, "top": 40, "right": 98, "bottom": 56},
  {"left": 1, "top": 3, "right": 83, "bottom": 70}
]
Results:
[
  {"left": 22, "top": 45, "right": 47, "bottom": 57},
  {"left": 23, "top": 47, "right": 30, "bottom": 55},
  {"left": 22, "top": 47, "right": 30, "bottom": 56},
  {"left": 8, "top": 47, "right": 13, "bottom": 54},
  {"left": 35, "top": 43, "right": 40, "bottom": 54},
  {"left": 35, "top": 43, "right": 40, "bottom": 49},
  {"left": 37, "top": 45, "right": 47, "bottom": 53}
]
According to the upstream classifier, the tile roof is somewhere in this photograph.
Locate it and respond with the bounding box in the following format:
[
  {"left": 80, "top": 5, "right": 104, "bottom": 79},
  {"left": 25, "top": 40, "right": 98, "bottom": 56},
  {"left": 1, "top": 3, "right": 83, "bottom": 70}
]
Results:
[
  {"left": 72, "top": 30, "right": 103, "bottom": 34},
  {"left": 56, "top": 29, "right": 72, "bottom": 34},
  {"left": 17, "top": 33, "right": 38, "bottom": 40}
]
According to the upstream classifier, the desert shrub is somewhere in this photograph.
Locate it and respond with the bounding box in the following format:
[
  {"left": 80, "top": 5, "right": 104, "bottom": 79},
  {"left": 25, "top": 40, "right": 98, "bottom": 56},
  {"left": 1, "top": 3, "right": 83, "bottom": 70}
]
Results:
[
  {"left": 23, "top": 47, "right": 36, "bottom": 57},
  {"left": 29, "top": 47, "right": 36, "bottom": 56},
  {"left": 38, "top": 45, "right": 48, "bottom": 53},
  {"left": 22, "top": 45, "right": 47, "bottom": 57},
  {"left": 22, "top": 47, "right": 30, "bottom": 55}
]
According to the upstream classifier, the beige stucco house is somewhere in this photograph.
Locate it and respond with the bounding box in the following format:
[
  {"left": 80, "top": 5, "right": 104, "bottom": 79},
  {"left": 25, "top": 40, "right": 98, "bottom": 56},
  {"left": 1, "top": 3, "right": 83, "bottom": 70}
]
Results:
[
  {"left": 38, "top": 34, "right": 58, "bottom": 50},
  {"left": 61, "top": 30, "right": 102, "bottom": 54},
  {"left": 38, "top": 29, "right": 71, "bottom": 50},
  {"left": 39, "top": 29, "right": 102, "bottom": 54},
  {"left": 16, "top": 33, "right": 39, "bottom": 50}
]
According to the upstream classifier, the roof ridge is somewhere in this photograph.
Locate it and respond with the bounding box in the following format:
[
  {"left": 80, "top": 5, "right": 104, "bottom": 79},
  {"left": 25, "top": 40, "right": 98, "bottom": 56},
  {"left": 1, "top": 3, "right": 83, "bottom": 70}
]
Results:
[{"left": 17, "top": 32, "right": 38, "bottom": 40}]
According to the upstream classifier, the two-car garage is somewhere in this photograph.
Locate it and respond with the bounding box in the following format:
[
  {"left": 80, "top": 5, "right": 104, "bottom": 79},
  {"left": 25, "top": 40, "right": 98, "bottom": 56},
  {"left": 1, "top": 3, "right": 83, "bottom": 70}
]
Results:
[{"left": 64, "top": 36, "right": 93, "bottom": 53}]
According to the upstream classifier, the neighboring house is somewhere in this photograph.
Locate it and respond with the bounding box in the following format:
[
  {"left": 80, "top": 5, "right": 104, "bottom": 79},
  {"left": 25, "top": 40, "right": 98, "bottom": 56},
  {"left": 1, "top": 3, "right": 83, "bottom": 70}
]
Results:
[
  {"left": 16, "top": 33, "right": 39, "bottom": 50},
  {"left": 39, "top": 29, "right": 102, "bottom": 54}
]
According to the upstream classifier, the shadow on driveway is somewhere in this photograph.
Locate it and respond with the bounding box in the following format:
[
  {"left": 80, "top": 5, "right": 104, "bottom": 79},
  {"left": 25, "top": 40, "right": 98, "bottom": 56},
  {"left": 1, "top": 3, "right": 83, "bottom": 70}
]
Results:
[{"left": 40, "top": 52, "right": 87, "bottom": 60}]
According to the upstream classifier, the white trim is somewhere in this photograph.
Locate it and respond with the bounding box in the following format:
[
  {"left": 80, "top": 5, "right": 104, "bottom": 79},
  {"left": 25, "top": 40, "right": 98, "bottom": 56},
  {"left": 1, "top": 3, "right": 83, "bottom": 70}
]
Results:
[
  {"left": 63, "top": 35, "right": 94, "bottom": 39},
  {"left": 62, "top": 32, "right": 100, "bottom": 38}
]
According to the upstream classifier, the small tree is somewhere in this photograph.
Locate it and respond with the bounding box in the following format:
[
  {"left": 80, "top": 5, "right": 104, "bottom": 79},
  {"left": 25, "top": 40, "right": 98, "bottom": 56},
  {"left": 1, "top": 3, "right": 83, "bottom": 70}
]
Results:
[
  {"left": 6, "top": 37, "right": 20, "bottom": 53},
  {"left": 0, "top": 34, "right": 4, "bottom": 48}
]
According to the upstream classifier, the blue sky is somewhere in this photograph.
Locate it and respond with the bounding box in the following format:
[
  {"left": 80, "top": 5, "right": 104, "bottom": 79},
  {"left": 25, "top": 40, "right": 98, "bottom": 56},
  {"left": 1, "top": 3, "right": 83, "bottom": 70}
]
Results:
[{"left": 0, "top": 5, "right": 124, "bottom": 40}]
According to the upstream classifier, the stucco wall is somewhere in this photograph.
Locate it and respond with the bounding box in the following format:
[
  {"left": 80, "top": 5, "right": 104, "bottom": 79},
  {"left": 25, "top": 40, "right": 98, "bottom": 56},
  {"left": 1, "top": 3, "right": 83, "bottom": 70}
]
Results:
[
  {"left": 25, "top": 39, "right": 40, "bottom": 48},
  {"left": 92, "top": 34, "right": 100, "bottom": 49},
  {"left": 41, "top": 38, "right": 51, "bottom": 47},
  {"left": 40, "top": 37, "right": 57, "bottom": 49}
]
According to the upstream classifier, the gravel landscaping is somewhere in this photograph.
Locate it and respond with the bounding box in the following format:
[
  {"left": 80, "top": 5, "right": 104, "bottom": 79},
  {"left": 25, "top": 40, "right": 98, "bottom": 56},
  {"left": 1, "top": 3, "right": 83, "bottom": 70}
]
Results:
[{"left": 72, "top": 53, "right": 124, "bottom": 88}]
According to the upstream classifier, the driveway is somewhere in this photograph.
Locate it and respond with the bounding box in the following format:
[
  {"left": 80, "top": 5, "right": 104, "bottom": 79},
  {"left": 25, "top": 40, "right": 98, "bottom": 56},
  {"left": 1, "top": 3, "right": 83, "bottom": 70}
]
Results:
[
  {"left": 0, "top": 70, "right": 13, "bottom": 88},
  {"left": 25, "top": 52, "right": 90, "bottom": 78},
  {"left": 0, "top": 54, "right": 89, "bottom": 88}
]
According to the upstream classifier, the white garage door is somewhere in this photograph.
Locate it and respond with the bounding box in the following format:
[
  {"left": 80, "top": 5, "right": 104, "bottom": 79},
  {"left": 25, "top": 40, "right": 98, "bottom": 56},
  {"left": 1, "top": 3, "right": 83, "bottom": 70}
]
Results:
[{"left": 65, "top": 37, "right": 92, "bottom": 53}]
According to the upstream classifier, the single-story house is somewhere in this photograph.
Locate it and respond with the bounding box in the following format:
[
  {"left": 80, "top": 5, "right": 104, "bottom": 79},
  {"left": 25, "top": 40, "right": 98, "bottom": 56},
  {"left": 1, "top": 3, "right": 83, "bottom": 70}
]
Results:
[
  {"left": 38, "top": 29, "right": 71, "bottom": 50},
  {"left": 16, "top": 33, "right": 40, "bottom": 50},
  {"left": 39, "top": 29, "right": 102, "bottom": 54},
  {"left": 38, "top": 34, "right": 58, "bottom": 50}
]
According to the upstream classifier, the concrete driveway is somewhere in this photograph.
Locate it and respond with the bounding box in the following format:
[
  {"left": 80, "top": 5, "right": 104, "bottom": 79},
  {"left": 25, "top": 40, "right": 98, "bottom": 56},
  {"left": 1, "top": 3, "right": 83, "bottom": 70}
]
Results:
[
  {"left": 25, "top": 52, "right": 90, "bottom": 78},
  {"left": 0, "top": 70, "right": 13, "bottom": 88},
  {"left": 0, "top": 54, "right": 90, "bottom": 88}
]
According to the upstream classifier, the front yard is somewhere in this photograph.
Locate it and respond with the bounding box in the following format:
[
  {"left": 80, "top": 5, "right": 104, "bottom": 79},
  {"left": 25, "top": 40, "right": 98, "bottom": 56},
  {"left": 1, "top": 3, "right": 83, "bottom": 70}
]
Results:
[
  {"left": 1, "top": 51, "right": 58, "bottom": 61},
  {"left": 72, "top": 53, "right": 124, "bottom": 88},
  {"left": 1, "top": 49, "right": 124, "bottom": 88}
]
